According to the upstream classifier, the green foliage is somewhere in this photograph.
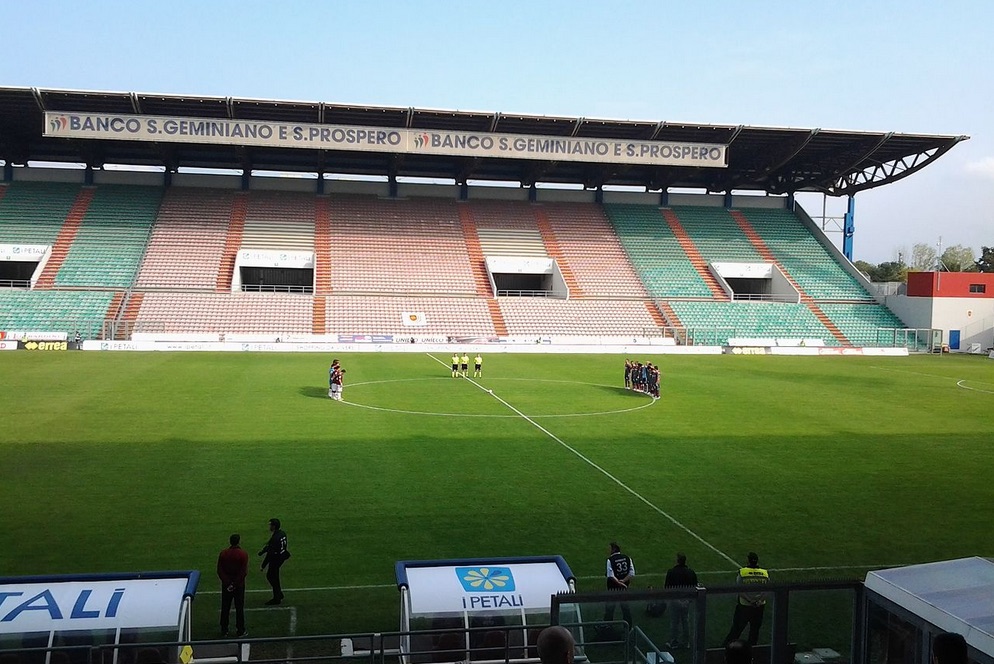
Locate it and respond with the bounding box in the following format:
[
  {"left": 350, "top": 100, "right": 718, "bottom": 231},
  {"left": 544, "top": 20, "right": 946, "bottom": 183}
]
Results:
[
  {"left": 939, "top": 245, "right": 977, "bottom": 272},
  {"left": 976, "top": 246, "right": 994, "bottom": 272},
  {"left": 1, "top": 352, "right": 992, "bottom": 638}
]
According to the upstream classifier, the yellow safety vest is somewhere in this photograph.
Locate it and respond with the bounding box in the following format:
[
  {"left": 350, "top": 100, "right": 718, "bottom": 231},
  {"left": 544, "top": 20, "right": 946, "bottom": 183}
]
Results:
[{"left": 737, "top": 566, "right": 769, "bottom": 606}]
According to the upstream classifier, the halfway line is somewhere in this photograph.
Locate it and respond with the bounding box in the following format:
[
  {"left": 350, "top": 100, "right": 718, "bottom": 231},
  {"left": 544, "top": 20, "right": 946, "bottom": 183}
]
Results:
[{"left": 426, "top": 354, "right": 739, "bottom": 568}]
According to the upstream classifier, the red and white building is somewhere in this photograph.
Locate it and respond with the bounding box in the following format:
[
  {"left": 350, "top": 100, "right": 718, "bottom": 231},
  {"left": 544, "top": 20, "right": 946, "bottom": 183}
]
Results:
[{"left": 885, "top": 272, "right": 994, "bottom": 351}]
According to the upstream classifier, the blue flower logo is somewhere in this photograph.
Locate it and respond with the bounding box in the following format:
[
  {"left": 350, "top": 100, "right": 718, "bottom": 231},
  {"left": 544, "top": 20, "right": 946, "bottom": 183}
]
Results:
[{"left": 456, "top": 566, "right": 515, "bottom": 592}]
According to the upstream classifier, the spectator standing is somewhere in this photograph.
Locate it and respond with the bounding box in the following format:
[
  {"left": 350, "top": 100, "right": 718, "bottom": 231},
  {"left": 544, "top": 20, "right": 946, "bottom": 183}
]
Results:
[
  {"left": 217, "top": 534, "right": 248, "bottom": 637},
  {"left": 664, "top": 552, "right": 698, "bottom": 649},
  {"left": 259, "top": 518, "right": 290, "bottom": 605},
  {"left": 723, "top": 552, "right": 769, "bottom": 647}
]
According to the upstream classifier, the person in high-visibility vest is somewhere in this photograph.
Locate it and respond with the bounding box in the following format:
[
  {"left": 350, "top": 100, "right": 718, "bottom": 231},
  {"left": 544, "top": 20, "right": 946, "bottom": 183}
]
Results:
[
  {"left": 474, "top": 354, "right": 483, "bottom": 377},
  {"left": 460, "top": 353, "right": 470, "bottom": 378},
  {"left": 451, "top": 352, "right": 460, "bottom": 378},
  {"left": 723, "top": 552, "right": 769, "bottom": 646}
]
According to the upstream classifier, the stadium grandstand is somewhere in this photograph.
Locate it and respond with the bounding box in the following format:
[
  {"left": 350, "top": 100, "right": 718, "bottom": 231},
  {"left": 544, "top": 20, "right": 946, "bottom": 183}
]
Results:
[{"left": 0, "top": 86, "right": 968, "bottom": 349}]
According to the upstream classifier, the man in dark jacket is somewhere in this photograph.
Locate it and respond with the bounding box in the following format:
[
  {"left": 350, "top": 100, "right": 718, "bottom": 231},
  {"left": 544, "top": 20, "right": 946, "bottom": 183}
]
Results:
[
  {"left": 217, "top": 533, "right": 248, "bottom": 637},
  {"left": 259, "top": 518, "right": 290, "bottom": 605},
  {"left": 664, "top": 552, "right": 698, "bottom": 648}
]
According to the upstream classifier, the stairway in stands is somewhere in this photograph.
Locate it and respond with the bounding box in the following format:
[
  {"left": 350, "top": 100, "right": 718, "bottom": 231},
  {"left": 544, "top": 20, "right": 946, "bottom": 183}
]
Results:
[
  {"left": 728, "top": 210, "right": 850, "bottom": 345},
  {"left": 660, "top": 208, "right": 729, "bottom": 300},
  {"left": 486, "top": 298, "right": 508, "bottom": 337},
  {"left": 117, "top": 292, "right": 145, "bottom": 339},
  {"left": 34, "top": 187, "right": 95, "bottom": 289},
  {"left": 533, "top": 207, "right": 583, "bottom": 298},
  {"left": 216, "top": 193, "right": 247, "bottom": 292},
  {"left": 457, "top": 204, "right": 493, "bottom": 297},
  {"left": 312, "top": 297, "right": 327, "bottom": 335},
  {"left": 313, "top": 197, "right": 332, "bottom": 295}
]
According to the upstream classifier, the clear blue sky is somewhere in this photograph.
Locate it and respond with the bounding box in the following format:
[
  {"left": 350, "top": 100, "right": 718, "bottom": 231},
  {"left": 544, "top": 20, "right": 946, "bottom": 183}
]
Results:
[{"left": 2, "top": 0, "right": 991, "bottom": 263}]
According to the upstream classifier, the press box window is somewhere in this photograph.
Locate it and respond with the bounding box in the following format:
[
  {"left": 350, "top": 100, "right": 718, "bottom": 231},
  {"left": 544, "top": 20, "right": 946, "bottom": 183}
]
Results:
[{"left": 969, "top": 283, "right": 986, "bottom": 293}]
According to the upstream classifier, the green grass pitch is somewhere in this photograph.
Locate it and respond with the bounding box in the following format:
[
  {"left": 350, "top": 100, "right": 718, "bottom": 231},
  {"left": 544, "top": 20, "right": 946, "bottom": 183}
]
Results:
[{"left": 1, "top": 351, "right": 992, "bottom": 639}]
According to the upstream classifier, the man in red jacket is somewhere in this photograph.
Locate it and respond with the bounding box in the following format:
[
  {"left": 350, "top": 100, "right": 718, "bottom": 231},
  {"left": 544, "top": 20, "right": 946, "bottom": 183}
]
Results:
[{"left": 217, "top": 533, "right": 249, "bottom": 637}]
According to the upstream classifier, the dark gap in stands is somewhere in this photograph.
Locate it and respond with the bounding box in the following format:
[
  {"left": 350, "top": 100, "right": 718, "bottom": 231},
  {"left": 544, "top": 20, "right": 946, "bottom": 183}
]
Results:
[
  {"left": 493, "top": 272, "right": 551, "bottom": 297},
  {"left": 240, "top": 266, "right": 313, "bottom": 294},
  {"left": 0, "top": 261, "right": 36, "bottom": 288}
]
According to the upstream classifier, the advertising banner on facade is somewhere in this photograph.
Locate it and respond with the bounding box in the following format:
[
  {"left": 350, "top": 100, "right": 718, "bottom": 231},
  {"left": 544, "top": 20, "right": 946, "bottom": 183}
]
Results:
[{"left": 45, "top": 112, "right": 728, "bottom": 168}]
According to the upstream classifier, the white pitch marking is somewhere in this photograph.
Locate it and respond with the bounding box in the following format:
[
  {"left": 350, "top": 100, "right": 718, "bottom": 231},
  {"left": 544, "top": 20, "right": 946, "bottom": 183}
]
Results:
[
  {"left": 427, "top": 354, "right": 738, "bottom": 568},
  {"left": 204, "top": 562, "right": 912, "bottom": 597},
  {"left": 956, "top": 380, "right": 994, "bottom": 395},
  {"left": 340, "top": 375, "right": 657, "bottom": 418}
]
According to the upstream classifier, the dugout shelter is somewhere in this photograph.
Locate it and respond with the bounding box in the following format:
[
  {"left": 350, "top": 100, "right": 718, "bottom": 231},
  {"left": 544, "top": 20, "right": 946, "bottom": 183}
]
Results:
[
  {"left": 0, "top": 571, "right": 199, "bottom": 664},
  {"left": 394, "top": 556, "right": 578, "bottom": 664},
  {"left": 864, "top": 557, "right": 994, "bottom": 664}
]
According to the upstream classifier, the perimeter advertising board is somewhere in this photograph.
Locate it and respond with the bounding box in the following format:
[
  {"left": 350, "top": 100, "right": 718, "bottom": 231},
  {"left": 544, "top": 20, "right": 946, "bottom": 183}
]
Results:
[{"left": 45, "top": 112, "right": 728, "bottom": 168}]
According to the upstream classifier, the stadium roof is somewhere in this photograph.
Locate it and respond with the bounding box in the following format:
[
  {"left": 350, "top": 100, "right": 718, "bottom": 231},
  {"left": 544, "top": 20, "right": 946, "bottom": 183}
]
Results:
[{"left": 0, "top": 86, "right": 968, "bottom": 196}]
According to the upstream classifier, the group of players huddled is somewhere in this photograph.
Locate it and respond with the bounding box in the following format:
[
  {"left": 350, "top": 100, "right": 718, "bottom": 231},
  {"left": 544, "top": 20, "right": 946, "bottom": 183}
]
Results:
[{"left": 624, "top": 359, "right": 660, "bottom": 398}]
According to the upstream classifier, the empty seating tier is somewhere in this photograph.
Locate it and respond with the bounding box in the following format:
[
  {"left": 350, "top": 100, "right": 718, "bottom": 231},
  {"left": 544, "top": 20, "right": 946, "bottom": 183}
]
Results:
[
  {"left": 242, "top": 190, "right": 315, "bottom": 250},
  {"left": 56, "top": 185, "right": 163, "bottom": 288},
  {"left": 603, "top": 204, "right": 712, "bottom": 298},
  {"left": 0, "top": 290, "right": 115, "bottom": 338},
  {"left": 541, "top": 203, "right": 648, "bottom": 298},
  {"left": 327, "top": 197, "right": 476, "bottom": 294},
  {"left": 736, "top": 208, "right": 872, "bottom": 300},
  {"left": 326, "top": 295, "right": 495, "bottom": 337},
  {"left": 136, "top": 188, "right": 235, "bottom": 290},
  {"left": 667, "top": 300, "right": 834, "bottom": 345},
  {"left": 135, "top": 292, "right": 313, "bottom": 335},
  {"left": 670, "top": 206, "right": 765, "bottom": 263},
  {"left": 816, "top": 303, "right": 907, "bottom": 347},
  {"left": 498, "top": 298, "right": 661, "bottom": 337},
  {"left": 0, "top": 182, "right": 80, "bottom": 245}
]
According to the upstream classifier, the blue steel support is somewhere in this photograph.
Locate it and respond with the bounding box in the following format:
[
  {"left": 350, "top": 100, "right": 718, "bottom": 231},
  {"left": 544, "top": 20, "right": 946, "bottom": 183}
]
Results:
[{"left": 843, "top": 195, "right": 855, "bottom": 260}]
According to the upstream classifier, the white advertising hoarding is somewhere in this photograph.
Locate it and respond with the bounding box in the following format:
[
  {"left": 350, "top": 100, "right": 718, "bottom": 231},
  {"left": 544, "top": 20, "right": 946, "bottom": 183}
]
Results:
[
  {"left": 45, "top": 112, "right": 728, "bottom": 168},
  {"left": 403, "top": 561, "right": 571, "bottom": 615},
  {"left": 0, "top": 578, "right": 190, "bottom": 634}
]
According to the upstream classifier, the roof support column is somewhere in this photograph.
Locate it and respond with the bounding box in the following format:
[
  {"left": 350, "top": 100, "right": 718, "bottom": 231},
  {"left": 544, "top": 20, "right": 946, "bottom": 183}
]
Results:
[
  {"left": 241, "top": 169, "right": 251, "bottom": 191},
  {"left": 786, "top": 193, "right": 795, "bottom": 211},
  {"left": 659, "top": 188, "right": 669, "bottom": 207},
  {"left": 163, "top": 169, "right": 172, "bottom": 188},
  {"left": 388, "top": 175, "right": 398, "bottom": 198},
  {"left": 723, "top": 191, "right": 733, "bottom": 209},
  {"left": 2, "top": 162, "right": 11, "bottom": 182},
  {"left": 843, "top": 195, "right": 856, "bottom": 260},
  {"left": 316, "top": 173, "right": 325, "bottom": 195},
  {"left": 528, "top": 183, "right": 537, "bottom": 203},
  {"left": 84, "top": 165, "right": 94, "bottom": 186},
  {"left": 459, "top": 182, "right": 468, "bottom": 201}
]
